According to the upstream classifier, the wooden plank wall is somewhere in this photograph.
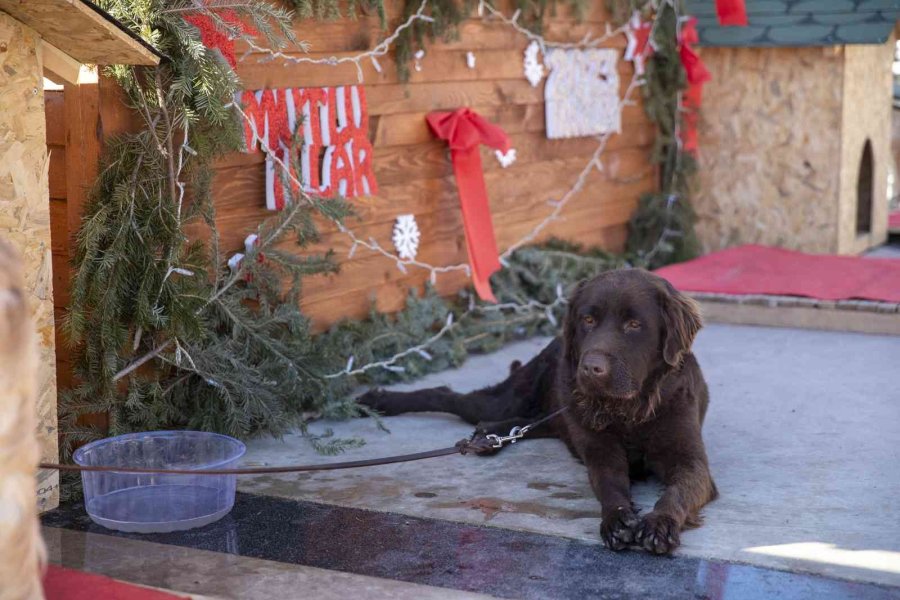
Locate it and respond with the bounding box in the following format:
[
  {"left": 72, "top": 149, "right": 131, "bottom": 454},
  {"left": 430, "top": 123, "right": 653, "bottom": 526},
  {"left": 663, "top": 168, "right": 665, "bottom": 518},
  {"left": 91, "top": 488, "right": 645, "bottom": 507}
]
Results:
[
  {"left": 54, "top": 1, "right": 657, "bottom": 333},
  {"left": 44, "top": 90, "right": 71, "bottom": 390},
  {"left": 218, "top": 0, "right": 657, "bottom": 328}
]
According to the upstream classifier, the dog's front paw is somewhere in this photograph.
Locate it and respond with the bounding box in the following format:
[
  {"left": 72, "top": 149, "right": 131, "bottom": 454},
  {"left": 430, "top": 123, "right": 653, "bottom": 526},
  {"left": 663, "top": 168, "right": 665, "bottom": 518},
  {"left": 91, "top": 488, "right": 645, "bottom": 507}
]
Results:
[
  {"left": 635, "top": 512, "right": 680, "bottom": 555},
  {"left": 600, "top": 506, "right": 639, "bottom": 551}
]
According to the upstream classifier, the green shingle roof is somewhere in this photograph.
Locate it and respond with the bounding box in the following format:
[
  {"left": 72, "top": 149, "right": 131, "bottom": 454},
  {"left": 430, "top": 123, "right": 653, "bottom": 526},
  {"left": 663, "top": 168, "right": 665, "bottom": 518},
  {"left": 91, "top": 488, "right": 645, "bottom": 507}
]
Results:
[{"left": 685, "top": 0, "right": 900, "bottom": 46}]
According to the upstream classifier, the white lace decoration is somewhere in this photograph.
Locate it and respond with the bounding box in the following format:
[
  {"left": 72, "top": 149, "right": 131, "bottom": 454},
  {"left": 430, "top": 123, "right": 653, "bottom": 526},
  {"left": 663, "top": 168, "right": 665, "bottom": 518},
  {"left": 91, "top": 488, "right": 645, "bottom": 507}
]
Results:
[{"left": 544, "top": 48, "right": 621, "bottom": 139}]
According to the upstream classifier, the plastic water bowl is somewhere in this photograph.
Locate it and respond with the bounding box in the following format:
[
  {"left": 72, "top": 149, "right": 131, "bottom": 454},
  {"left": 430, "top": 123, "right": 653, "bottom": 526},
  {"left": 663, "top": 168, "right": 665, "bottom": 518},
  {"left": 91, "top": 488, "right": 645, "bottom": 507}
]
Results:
[{"left": 73, "top": 431, "right": 246, "bottom": 533}]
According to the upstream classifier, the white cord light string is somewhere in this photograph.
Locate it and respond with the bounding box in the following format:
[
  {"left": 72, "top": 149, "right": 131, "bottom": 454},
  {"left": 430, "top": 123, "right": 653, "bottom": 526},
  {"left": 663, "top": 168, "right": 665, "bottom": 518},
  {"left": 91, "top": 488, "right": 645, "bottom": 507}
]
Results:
[{"left": 240, "top": 0, "right": 434, "bottom": 83}]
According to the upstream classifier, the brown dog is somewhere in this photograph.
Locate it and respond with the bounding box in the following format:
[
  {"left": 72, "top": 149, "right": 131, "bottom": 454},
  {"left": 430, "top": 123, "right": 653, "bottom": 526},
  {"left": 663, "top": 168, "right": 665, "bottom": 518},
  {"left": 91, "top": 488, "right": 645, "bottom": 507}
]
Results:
[{"left": 360, "top": 269, "right": 717, "bottom": 554}]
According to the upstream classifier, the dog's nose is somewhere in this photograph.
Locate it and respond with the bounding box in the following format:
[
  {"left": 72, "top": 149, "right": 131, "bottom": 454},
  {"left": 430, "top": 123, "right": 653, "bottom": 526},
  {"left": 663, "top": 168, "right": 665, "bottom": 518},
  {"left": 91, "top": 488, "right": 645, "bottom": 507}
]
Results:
[{"left": 581, "top": 353, "right": 610, "bottom": 379}]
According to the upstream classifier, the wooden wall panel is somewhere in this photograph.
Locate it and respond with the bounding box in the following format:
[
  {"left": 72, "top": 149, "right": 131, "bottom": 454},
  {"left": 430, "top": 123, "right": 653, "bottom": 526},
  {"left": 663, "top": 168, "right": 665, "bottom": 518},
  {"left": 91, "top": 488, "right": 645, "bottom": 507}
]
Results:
[{"left": 216, "top": 0, "right": 657, "bottom": 328}]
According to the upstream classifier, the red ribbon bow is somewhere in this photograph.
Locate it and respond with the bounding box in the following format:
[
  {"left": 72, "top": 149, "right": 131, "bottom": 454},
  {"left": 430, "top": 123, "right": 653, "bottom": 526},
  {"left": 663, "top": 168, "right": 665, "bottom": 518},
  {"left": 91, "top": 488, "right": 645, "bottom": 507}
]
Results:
[{"left": 426, "top": 109, "right": 511, "bottom": 302}]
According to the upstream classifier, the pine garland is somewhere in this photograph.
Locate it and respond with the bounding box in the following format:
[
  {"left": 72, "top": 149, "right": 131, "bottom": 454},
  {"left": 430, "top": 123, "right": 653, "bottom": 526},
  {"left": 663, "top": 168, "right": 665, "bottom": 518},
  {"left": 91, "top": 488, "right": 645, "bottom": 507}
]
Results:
[
  {"left": 60, "top": 0, "right": 699, "bottom": 499},
  {"left": 622, "top": 0, "right": 700, "bottom": 267},
  {"left": 288, "top": 0, "right": 387, "bottom": 24}
]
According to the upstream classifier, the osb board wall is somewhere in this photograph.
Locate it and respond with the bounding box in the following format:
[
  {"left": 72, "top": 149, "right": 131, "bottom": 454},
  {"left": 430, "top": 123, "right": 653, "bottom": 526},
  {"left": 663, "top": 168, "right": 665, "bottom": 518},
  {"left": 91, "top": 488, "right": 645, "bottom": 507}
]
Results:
[
  {"left": 214, "top": 0, "right": 656, "bottom": 328},
  {"left": 0, "top": 12, "right": 59, "bottom": 511},
  {"left": 836, "top": 38, "right": 893, "bottom": 254},
  {"left": 693, "top": 46, "right": 845, "bottom": 254}
]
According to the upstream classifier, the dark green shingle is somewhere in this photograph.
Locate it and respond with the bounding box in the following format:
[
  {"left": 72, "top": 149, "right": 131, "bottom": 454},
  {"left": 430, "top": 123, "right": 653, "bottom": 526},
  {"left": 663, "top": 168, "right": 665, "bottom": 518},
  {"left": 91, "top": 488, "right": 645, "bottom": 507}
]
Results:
[{"left": 685, "top": 0, "right": 900, "bottom": 46}]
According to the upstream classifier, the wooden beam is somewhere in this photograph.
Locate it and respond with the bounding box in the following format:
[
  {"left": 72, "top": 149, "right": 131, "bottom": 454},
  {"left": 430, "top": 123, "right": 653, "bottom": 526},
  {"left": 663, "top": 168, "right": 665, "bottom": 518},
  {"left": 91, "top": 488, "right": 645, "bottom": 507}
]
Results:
[
  {"left": 0, "top": 0, "right": 159, "bottom": 65},
  {"left": 41, "top": 40, "right": 80, "bottom": 84}
]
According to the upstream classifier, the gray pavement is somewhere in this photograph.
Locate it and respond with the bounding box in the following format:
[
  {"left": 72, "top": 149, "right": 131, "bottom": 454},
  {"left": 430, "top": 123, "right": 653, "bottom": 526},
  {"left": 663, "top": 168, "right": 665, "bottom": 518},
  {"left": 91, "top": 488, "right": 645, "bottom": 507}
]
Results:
[{"left": 240, "top": 324, "right": 900, "bottom": 587}]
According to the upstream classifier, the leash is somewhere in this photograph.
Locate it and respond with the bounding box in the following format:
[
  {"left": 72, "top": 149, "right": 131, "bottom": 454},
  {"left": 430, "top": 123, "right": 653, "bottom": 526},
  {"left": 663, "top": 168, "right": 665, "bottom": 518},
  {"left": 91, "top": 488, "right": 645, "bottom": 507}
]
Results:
[
  {"left": 482, "top": 405, "right": 569, "bottom": 449},
  {"left": 38, "top": 407, "right": 568, "bottom": 476}
]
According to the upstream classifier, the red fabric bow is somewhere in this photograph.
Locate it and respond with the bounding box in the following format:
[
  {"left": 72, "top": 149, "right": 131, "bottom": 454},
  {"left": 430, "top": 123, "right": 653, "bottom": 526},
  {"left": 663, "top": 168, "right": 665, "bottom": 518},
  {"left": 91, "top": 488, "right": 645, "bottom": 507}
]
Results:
[
  {"left": 715, "top": 0, "right": 748, "bottom": 26},
  {"left": 679, "top": 18, "right": 711, "bottom": 153},
  {"left": 426, "top": 109, "right": 511, "bottom": 302}
]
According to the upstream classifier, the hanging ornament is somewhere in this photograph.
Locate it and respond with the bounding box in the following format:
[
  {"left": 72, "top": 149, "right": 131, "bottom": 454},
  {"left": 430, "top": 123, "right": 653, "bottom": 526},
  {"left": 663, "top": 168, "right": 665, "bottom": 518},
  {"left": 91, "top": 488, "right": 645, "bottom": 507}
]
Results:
[
  {"left": 227, "top": 253, "right": 244, "bottom": 270},
  {"left": 523, "top": 41, "right": 544, "bottom": 87},
  {"left": 494, "top": 148, "right": 517, "bottom": 168},
  {"left": 392, "top": 214, "right": 421, "bottom": 260},
  {"left": 226, "top": 233, "right": 265, "bottom": 274},
  {"left": 624, "top": 11, "right": 654, "bottom": 76},
  {"left": 544, "top": 48, "right": 621, "bottom": 139},
  {"left": 715, "top": 0, "right": 748, "bottom": 26},
  {"left": 679, "top": 17, "right": 712, "bottom": 153},
  {"left": 238, "top": 86, "right": 378, "bottom": 209},
  {"left": 414, "top": 49, "right": 426, "bottom": 72},
  {"left": 184, "top": 8, "right": 258, "bottom": 70},
  {"left": 427, "top": 109, "right": 511, "bottom": 302}
]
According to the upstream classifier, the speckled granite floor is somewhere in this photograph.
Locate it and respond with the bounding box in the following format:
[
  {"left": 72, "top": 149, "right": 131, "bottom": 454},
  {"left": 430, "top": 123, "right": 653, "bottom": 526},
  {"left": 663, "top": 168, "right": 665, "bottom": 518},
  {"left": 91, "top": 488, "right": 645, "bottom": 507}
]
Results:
[
  {"left": 41, "top": 324, "right": 900, "bottom": 599},
  {"left": 42, "top": 494, "right": 898, "bottom": 600}
]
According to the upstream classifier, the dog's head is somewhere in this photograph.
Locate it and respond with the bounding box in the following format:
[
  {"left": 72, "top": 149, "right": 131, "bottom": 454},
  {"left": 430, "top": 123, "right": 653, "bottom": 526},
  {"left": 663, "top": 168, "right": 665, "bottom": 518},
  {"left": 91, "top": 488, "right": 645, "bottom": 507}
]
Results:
[{"left": 563, "top": 269, "right": 701, "bottom": 423}]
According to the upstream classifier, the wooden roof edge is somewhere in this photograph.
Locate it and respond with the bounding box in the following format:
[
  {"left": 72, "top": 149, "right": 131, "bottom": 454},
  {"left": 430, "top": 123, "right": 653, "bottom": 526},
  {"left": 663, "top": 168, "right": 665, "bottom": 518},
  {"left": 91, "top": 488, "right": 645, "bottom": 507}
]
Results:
[
  {"left": 79, "top": 0, "right": 164, "bottom": 64},
  {"left": 0, "top": 0, "right": 162, "bottom": 66}
]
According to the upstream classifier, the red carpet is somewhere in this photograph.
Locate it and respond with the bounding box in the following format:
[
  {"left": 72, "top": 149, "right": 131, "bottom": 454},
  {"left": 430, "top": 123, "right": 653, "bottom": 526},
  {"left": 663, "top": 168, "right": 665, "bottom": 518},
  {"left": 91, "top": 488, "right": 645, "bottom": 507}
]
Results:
[
  {"left": 655, "top": 244, "right": 900, "bottom": 303},
  {"left": 44, "top": 565, "right": 189, "bottom": 600}
]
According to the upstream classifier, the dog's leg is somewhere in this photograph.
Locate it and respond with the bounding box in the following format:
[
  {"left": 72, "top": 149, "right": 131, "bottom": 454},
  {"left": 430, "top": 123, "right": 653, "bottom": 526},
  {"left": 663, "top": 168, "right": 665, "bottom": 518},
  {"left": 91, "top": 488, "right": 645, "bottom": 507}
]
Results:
[
  {"left": 580, "top": 434, "right": 639, "bottom": 551},
  {"left": 358, "top": 340, "right": 561, "bottom": 424},
  {"left": 636, "top": 422, "right": 717, "bottom": 555},
  {"left": 358, "top": 386, "right": 525, "bottom": 425}
]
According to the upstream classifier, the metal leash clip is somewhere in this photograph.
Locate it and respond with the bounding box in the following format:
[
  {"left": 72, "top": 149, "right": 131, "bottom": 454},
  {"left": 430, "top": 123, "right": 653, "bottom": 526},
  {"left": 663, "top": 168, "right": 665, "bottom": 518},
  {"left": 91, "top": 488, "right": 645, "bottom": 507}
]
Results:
[{"left": 485, "top": 425, "right": 532, "bottom": 449}]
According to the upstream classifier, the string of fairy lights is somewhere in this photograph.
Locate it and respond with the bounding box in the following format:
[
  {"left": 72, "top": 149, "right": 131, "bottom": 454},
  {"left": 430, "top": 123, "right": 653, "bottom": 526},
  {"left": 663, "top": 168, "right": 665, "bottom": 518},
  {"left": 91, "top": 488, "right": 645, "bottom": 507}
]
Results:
[{"left": 224, "top": 0, "right": 671, "bottom": 380}]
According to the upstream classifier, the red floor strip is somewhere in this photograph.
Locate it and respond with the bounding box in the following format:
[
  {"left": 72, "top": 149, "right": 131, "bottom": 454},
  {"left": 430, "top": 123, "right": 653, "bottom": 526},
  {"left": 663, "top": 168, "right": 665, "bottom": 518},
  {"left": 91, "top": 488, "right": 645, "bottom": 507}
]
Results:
[
  {"left": 655, "top": 244, "right": 900, "bottom": 302},
  {"left": 44, "top": 565, "right": 189, "bottom": 600}
]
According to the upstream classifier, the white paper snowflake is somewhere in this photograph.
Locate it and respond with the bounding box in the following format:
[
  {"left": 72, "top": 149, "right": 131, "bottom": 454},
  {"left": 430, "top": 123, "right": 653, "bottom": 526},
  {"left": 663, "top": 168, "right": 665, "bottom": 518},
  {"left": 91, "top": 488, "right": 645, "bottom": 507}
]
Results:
[
  {"left": 392, "top": 214, "right": 421, "bottom": 260},
  {"left": 495, "top": 148, "right": 517, "bottom": 168},
  {"left": 523, "top": 41, "right": 544, "bottom": 87}
]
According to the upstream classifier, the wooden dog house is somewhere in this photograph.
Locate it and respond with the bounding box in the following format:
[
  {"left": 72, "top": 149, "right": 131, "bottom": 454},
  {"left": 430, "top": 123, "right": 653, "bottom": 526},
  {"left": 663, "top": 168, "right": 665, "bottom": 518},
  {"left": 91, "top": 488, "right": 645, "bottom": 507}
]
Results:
[{"left": 685, "top": 0, "right": 899, "bottom": 255}]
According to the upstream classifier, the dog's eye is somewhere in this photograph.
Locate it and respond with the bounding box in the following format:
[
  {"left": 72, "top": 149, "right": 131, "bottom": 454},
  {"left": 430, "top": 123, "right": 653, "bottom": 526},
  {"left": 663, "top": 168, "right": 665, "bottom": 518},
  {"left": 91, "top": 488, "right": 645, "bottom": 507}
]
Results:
[
  {"left": 582, "top": 315, "right": 595, "bottom": 326},
  {"left": 624, "top": 319, "right": 641, "bottom": 332}
]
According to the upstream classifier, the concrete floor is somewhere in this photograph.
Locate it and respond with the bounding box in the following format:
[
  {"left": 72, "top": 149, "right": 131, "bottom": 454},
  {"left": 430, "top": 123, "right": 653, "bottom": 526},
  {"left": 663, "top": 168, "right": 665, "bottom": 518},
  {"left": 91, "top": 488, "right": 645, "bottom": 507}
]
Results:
[{"left": 239, "top": 324, "right": 900, "bottom": 587}]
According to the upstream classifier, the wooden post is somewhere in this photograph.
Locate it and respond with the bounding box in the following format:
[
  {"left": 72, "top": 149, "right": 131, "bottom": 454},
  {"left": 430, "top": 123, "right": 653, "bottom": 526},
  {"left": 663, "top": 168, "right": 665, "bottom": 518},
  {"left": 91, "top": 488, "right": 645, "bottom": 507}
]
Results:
[{"left": 0, "top": 11, "right": 60, "bottom": 517}]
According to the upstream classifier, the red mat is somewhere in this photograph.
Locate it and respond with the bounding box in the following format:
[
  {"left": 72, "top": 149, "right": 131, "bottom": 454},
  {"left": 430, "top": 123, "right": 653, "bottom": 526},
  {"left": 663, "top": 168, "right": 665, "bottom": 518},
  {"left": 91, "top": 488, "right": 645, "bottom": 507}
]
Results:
[
  {"left": 44, "top": 565, "right": 189, "bottom": 600},
  {"left": 889, "top": 210, "right": 900, "bottom": 231},
  {"left": 654, "top": 244, "right": 900, "bottom": 303}
]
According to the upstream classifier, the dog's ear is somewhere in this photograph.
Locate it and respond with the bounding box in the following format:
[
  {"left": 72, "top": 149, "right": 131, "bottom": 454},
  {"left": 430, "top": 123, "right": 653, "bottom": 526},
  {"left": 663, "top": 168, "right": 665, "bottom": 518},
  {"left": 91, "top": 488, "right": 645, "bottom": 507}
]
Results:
[
  {"left": 563, "top": 280, "right": 587, "bottom": 365},
  {"left": 658, "top": 279, "right": 702, "bottom": 367}
]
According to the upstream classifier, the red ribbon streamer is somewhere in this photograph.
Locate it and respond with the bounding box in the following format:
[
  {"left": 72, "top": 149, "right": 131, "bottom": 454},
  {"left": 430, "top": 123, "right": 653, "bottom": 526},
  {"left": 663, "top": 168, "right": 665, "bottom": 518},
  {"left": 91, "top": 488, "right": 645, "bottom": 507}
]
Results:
[
  {"left": 426, "top": 109, "right": 511, "bottom": 302},
  {"left": 184, "top": 9, "right": 258, "bottom": 69},
  {"left": 715, "top": 0, "right": 748, "bottom": 26},
  {"left": 679, "top": 18, "right": 712, "bottom": 153}
]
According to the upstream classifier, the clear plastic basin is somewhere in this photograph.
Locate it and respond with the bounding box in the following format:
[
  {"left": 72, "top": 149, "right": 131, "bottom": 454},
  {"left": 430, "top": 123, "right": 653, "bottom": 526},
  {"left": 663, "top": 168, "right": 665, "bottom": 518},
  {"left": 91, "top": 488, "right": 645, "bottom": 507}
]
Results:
[{"left": 73, "top": 431, "right": 245, "bottom": 533}]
